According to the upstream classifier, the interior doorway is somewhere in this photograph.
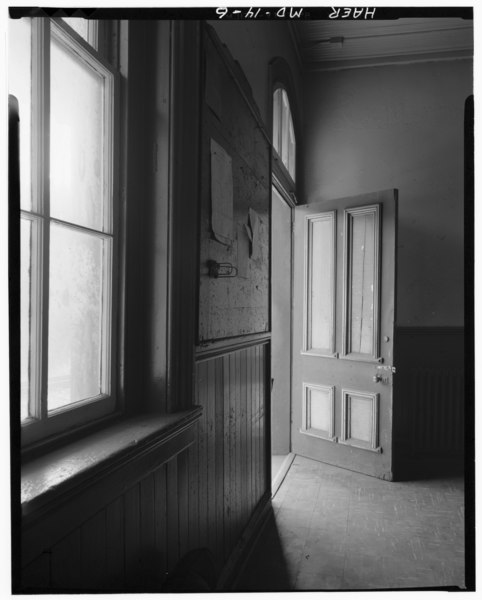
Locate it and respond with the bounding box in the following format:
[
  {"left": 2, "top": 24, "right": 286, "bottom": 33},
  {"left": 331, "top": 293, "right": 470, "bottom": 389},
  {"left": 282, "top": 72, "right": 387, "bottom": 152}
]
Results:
[{"left": 271, "top": 185, "right": 295, "bottom": 492}]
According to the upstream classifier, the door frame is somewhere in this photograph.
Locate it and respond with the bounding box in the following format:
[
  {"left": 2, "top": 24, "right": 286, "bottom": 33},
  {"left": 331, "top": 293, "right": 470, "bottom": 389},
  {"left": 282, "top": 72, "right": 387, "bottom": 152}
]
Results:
[{"left": 270, "top": 173, "right": 296, "bottom": 488}]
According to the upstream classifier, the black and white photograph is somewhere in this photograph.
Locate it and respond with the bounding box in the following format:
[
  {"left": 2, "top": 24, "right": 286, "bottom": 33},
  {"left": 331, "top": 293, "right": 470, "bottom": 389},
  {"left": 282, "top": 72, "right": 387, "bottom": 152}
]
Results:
[{"left": 6, "top": 1, "right": 475, "bottom": 594}]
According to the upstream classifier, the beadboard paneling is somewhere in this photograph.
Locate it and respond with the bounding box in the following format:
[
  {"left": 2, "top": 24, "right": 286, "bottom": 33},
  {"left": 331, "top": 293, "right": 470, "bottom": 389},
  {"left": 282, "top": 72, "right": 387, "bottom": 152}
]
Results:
[
  {"left": 393, "top": 327, "right": 465, "bottom": 475},
  {"left": 195, "top": 341, "right": 270, "bottom": 568},
  {"left": 20, "top": 413, "right": 200, "bottom": 592}
]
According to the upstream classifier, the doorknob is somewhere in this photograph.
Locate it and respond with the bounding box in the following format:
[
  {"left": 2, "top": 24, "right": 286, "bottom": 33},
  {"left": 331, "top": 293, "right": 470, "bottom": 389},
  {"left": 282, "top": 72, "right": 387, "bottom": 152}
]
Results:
[{"left": 373, "top": 375, "right": 382, "bottom": 383}]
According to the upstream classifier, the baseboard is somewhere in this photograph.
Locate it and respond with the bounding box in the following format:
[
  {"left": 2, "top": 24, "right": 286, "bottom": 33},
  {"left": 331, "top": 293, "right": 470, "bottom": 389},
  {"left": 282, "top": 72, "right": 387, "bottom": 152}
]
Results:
[
  {"left": 272, "top": 452, "right": 295, "bottom": 497},
  {"left": 216, "top": 491, "right": 272, "bottom": 591}
]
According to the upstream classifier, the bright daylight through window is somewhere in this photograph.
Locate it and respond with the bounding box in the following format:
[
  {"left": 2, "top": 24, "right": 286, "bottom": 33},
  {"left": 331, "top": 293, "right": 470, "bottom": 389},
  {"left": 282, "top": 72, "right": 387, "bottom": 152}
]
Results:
[
  {"left": 272, "top": 87, "right": 296, "bottom": 181},
  {"left": 9, "top": 17, "right": 118, "bottom": 444}
]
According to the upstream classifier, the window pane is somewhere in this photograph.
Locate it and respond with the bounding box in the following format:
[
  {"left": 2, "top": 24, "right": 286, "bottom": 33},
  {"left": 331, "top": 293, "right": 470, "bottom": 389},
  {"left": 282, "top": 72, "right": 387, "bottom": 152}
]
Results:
[
  {"left": 287, "top": 111, "right": 296, "bottom": 181},
  {"left": 272, "top": 88, "right": 282, "bottom": 154},
  {"left": 281, "top": 90, "right": 289, "bottom": 168},
  {"left": 21, "top": 218, "right": 32, "bottom": 421},
  {"left": 349, "top": 212, "right": 376, "bottom": 355},
  {"left": 48, "top": 224, "right": 111, "bottom": 411},
  {"left": 50, "top": 35, "right": 106, "bottom": 231},
  {"left": 9, "top": 17, "right": 32, "bottom": 211}
]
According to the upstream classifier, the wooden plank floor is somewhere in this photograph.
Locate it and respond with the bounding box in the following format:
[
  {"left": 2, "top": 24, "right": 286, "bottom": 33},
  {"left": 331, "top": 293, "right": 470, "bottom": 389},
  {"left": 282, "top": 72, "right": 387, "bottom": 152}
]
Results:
[{"left": 236, "top": 456, "right": 465, "bottom": 591}]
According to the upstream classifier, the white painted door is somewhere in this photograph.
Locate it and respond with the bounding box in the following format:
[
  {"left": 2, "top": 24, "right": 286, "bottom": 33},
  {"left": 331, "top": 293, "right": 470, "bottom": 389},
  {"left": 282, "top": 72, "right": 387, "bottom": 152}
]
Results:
[{"left": 291, "top": 190, "right": 397, "bottom": 480}]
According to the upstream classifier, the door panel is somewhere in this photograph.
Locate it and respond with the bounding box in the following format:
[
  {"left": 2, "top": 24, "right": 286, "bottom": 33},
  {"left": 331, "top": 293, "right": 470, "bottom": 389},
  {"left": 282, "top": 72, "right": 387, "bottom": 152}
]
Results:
[
  {"left": 304, "top": 211, "right": 336, "bottom": 355},
  {"left": 292, "top": 190, "right": 397, "bottom": 480}
]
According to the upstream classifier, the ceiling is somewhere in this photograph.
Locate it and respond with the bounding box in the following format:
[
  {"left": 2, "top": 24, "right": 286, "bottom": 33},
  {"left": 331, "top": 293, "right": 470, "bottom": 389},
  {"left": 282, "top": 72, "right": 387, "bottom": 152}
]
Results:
[{"left": 291, "top": 18, "right": 473, "bottom": 70}]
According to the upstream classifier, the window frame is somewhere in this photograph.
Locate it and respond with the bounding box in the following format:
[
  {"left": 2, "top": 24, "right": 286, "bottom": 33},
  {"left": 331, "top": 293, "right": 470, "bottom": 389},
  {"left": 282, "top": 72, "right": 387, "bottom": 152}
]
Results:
[
  {"left": 14, "top": 17, "right": 123, "bottom": 449},
  {"left": 269, "top": 57, "right": 299, "bottom": 202}
]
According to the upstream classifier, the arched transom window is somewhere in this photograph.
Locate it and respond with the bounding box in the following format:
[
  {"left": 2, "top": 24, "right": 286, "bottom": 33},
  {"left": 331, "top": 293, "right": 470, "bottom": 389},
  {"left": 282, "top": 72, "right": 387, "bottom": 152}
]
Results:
[{"left": 272, "top": 87, "right": 296, "bottom": 181}]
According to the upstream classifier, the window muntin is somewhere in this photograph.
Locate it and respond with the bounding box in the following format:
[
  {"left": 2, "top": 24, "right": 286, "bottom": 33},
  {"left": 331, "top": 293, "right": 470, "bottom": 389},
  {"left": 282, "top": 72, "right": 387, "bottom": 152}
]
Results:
[
  {"left": 9, "top": 17, "right": 118, "bottom": 443},
  {"left": 272, "top": 87, "right": 296, "bottom": 181}
]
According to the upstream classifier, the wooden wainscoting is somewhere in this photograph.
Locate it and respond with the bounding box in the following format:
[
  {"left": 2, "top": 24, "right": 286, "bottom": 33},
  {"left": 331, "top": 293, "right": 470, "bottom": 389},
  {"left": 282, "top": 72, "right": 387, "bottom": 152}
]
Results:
[
  {"left": 194, "top": 338, "right": 271, "bottom": 584},
  {"left": 19, "top": 341, "right": 271, "bottom": 592},
  {"left": 393, "top": 326, "right": 466, "bottom": 477},
  {"left": 20, "top": 410, "right": 202, "bottom": 592}
]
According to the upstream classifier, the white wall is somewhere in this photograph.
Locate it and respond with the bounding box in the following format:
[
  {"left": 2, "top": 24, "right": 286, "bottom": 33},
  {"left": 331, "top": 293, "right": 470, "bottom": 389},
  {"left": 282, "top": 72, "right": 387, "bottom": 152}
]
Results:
[
  {"left": 303, "top": 59, "right": 472, "bottom": 326},
  {"left": 208, "top": 22, "right": 471, "bottom": 327}
]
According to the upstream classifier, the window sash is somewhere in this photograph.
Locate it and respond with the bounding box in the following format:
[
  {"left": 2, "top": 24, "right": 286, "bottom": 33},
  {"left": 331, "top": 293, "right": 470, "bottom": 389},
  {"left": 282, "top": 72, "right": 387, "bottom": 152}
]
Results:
[
  {"left": 272, "top": 86, "right": 296, "bottom": 183},
  {"left": 14, "top": 17, "right": 119, "bottom": 446}
]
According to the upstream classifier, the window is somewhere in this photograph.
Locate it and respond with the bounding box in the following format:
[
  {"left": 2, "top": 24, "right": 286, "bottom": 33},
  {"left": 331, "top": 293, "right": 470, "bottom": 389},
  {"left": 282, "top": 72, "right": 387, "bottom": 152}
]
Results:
[
  {"left": 9, "top": 17, "right": 120, "bottom": 446},
  {"left": 272, "top": 86, "right": 296, "bottom": 182}
]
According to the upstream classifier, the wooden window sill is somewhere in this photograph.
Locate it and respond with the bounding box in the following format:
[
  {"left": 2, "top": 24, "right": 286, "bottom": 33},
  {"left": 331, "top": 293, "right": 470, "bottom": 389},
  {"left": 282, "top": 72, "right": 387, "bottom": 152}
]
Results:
[{"left": 21, "top": 407, "right": 203, "bottom": 522}]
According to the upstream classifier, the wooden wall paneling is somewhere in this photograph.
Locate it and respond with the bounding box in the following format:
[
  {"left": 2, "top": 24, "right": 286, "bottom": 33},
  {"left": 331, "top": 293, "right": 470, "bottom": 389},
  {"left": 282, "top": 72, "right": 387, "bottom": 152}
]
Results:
[
  {"left": 51, "top": 528, "right": 81, "bottom": 590},
  {"left": 21, "top": 409, "right": 200, "bottom": 571},
  {"left": 260, "top": 345, "right": 267, "bottom": 500},
  {"left": 229, "top": 352, "right": 237, "bottom": 551},
  {"left": 197, "top": 360, "right": 209, "bottom": 549},
  {"left": 105, "top": 496, "right": 125, "bottom": 589},
  {"left": 80, "top": 509, "right": 107, "bottom": 590},
  {"left": 177, "top": 449, "right": 190, "bottom": 560},
  {"left": 214, "top": 356, "right": 225, "bottom": 567},
  {"left": 124, "top": 483, "right": 141, "bottom": 588},
  {"left": 262, "top": 345, "right": 268, "bottom": 498},
  {"left": 192, "top": 343, "right": 269, "bottom": 577},
  {"left": 166, "top": 458, "right": 179, "bottom": 573},
  {"left": 189, "top": 372, "right": 201, "bottom": 552},
  {"left": 206, "top": 358, "right": 217, "bottom": 555},
  {"left": 153, "top": 463, "right": 168, "bottom": 584},
  {"left": 254, "top": 346, "right": 261, "bottom": 506},
  {"left": 240, "top": 349, "right": 248, "bottom": 527},
  {"left": 260, "top": 345, "right": 265, "bottom": 501},
  {"left": 21, "top": 552, "right": 52, "bottom": 590},
  {"left": 250, "top": 346, "right": 256, "bottom": 506},
  {"left": 246, "top": 347, "right": 253, "bottom": 515},
  {"left": 234, "top": 350, "right": 242, "bottom": 538},
  {"left": 139, "top": 474, "right": 159, "bottom": 588},
  {"left": 187, "top": 442, "right": 200, "bottom": 553},
  {"left": 222, "top": 354, "right": 232, "bottom": 561},
  {"left": 21, "top": 412, "right": 201, "bottom": 591},
  {"left": 251, "top": 346, "right": 257, "bottom": 508},
  {"left": 393, "top": 327, "right": 465, "bottom": 477}
]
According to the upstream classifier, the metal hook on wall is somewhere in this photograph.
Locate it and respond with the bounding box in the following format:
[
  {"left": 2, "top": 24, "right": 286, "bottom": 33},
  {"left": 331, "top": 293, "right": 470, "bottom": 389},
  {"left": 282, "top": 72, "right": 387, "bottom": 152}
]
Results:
[{"left": 207, "top": 260, "right": 238, "bottom": 278}]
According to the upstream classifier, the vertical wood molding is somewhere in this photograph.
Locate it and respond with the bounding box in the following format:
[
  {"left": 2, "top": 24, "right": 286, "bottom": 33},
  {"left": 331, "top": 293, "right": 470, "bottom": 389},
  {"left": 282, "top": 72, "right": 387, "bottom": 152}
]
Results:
[{"left": 167, "top": 20, "right": 202, "bottom": 411}]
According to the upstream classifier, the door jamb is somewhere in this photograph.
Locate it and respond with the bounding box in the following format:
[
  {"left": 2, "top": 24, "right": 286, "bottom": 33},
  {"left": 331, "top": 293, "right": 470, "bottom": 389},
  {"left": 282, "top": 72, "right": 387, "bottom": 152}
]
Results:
[{"left": 271, "top": 179, "right": 295, "bottom": 466}]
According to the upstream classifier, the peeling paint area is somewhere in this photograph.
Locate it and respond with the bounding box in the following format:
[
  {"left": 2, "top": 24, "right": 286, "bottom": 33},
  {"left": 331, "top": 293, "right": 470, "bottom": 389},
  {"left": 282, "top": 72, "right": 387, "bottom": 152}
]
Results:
[{"left": 199, "top": 34, "right": 270, "bottom": 343}]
